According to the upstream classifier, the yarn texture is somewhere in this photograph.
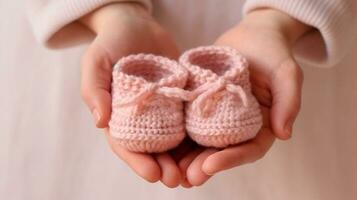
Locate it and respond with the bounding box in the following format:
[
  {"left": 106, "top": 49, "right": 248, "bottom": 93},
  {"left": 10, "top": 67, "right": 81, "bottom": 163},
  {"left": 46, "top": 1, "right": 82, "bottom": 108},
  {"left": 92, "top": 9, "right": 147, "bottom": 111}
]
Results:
[
  {"left": 109, "top": 54, "right": 188, "bottom": 153},
  {"left": 180, "top": 46, "right": 263, "bottom": 148},
  {"left": 110, "top": 46, "right": 263, "bottom": 152}
]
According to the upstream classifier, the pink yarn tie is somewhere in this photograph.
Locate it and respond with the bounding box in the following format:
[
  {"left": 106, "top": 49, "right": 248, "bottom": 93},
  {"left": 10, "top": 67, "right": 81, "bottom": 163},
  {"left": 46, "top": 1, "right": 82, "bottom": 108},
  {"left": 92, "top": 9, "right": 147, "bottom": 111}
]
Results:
[
  {"left": 190, "top": 78, "right": 249, "bottom": 117},
  {"left": 113, "top": 83, "right": 192, "bottom": 115}
]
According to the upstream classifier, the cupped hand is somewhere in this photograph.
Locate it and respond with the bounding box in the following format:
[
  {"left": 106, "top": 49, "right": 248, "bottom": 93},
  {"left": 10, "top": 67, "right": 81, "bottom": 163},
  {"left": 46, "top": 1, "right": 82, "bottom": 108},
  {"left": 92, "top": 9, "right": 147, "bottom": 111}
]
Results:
[
  {"left": 79, "top": 3, "right": 182, "bottom": 187},
  {"left": 177, "top": 9, "right": 312, "bottom": 187}
]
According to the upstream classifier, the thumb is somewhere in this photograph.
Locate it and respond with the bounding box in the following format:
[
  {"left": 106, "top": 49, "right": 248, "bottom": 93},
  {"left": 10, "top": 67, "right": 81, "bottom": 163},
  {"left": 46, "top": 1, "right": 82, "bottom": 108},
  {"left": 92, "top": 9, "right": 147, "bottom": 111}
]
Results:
[
  {"left": 270, "top": 59, "right": 303, "bottom": 140},
  {"left": 81, "top": 42, "right": 113, "bottom": 128}
]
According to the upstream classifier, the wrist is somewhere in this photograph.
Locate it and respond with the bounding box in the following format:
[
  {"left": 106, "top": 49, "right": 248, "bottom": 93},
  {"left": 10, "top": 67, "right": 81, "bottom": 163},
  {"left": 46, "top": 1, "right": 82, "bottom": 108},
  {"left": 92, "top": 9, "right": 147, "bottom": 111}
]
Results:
[
  {"left": 79, "top": 2, "right": 151, "bottom": 35},
  {"left": 242, "top": 8, "right": 312, "bottom": 44}
]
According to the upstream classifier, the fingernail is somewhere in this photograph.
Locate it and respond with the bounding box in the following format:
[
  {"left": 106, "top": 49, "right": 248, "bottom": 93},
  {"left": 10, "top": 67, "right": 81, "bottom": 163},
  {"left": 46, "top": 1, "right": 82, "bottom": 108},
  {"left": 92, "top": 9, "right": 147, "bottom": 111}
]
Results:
[
  {"left": 204, "top": 171, "right": 215, "bottom": 176},
  {"left": 202, "top": 164, "right": 215, "bottom": 176},
  {"left": 284, "top": 120, "right": 294, "bottom": 138},
  {"left": 92, "top": 109, "right": 101, "bottom": 125}
]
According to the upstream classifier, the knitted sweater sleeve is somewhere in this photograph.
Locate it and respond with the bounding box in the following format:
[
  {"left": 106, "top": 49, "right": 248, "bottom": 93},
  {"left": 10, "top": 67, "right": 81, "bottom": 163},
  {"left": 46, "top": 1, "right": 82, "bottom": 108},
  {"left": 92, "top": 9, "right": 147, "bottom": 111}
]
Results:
[
  {"left": 243, "top": 0, "right": 357, "bottom": 67},
  {"left": 26, "top": 0, "right": 152, "bottom": 48}
]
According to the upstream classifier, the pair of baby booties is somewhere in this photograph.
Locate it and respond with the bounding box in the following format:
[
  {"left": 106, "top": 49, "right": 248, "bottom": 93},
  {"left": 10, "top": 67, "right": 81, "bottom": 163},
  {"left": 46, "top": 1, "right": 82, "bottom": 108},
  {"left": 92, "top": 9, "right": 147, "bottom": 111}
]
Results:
[{"left": 109, "top": 46, "right": 263, "bottom": 153}]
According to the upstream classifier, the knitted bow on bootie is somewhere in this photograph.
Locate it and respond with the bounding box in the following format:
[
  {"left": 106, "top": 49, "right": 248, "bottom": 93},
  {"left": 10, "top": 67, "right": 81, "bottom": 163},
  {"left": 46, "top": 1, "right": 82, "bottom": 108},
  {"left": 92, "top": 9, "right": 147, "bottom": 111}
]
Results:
[
  {"left": 109, "top": 54, "right": 188, "bottom": 153},
  {"left": 113, "top": 82, "right": 192, "bottom": 116},
  {"left": 180, "top": 46, "right": 263, "bottom": 148},
  {"left": 189, "top": 77, "right": 249, "bottom": 118},
  {"left": 109, "top": 46, "right": 263, "bottom": 152}
]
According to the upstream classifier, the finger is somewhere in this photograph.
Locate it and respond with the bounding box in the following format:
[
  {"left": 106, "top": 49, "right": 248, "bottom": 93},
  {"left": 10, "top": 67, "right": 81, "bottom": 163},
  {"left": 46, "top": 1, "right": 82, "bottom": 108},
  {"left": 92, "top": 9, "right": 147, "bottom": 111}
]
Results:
[
  {"left": 81, "top": 41, "right": 113, "bottom": 128},
  {"left": 180, "top": 178, "right": 193, "bottom": 188},
  {"left": 155, "top": 153, "right": 182, "bottom": 188},
  {"left": 178, "top": 148, "right": 204, "bottom": 188},
  {"left": 270, "top": 59, "right": 303, "bottom": 139},
  {"left": 104, "top": 129, "right": 161, "bottom": 183},
  {"left": 186, "top": 148, "right": 218, "bottom": 186},
  {"left": 202, "top": 127, "right": 275, "bottom": 175}
]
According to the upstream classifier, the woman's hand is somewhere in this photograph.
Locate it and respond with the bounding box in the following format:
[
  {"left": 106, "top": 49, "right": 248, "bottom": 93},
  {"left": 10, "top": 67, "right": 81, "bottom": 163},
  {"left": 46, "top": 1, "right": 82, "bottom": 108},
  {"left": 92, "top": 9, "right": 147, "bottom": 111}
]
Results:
[
  {"left": 79, "top": 3, "right": 182, "bottom": 187},
  {"left": 178, "top": 9, "right": 312, "bottom": 187}
]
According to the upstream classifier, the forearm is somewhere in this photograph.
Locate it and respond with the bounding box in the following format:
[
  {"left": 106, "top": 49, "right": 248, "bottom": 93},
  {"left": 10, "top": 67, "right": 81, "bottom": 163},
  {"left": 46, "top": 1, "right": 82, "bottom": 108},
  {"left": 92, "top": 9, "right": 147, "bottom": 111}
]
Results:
[
  {"left": 26, "top": 0, "right": 152, "bottom": 48},
  {"left": 79, "top": 2, "right": 152, "bottom": 35},
  {"left": 242, "top": 9, "right": 312, "bottom": 45},
  {"left": 243, "top": 0, "right": 357, "bottom": 67}
]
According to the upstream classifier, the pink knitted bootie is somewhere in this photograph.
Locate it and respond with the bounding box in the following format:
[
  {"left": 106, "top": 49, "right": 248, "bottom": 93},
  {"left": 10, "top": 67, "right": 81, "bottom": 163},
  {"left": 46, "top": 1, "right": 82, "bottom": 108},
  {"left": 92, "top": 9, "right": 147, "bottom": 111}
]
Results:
[
  {"left": 179, "top": 46, "right": 263, "bottom": 148},
  {"left": 109, "top": 54, "right": 190, "bottom": 153}
]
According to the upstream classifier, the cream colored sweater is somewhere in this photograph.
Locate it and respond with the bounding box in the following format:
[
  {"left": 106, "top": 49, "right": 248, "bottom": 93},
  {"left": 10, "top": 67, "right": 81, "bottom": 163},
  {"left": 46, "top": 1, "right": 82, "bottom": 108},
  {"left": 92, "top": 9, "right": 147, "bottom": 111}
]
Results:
[{"left": 26, "top": 0, "right": 357, "bottom": 67}]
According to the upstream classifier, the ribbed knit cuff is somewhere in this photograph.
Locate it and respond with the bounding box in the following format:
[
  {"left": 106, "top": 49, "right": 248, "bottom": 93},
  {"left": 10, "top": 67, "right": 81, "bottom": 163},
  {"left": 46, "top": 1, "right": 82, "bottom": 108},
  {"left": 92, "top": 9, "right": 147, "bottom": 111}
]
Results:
[
  {"left": 243, "top": 0, "right": 356, "bottom": 67},
  {"left": 28, "top": 0, "right": 152, "bottom": 47}
]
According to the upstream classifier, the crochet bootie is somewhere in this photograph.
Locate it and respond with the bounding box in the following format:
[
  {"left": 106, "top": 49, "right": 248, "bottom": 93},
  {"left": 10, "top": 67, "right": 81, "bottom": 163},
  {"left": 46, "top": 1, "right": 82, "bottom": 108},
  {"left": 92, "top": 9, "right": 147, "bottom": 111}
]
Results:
[
  {"left": 109, "top": 54, "right": 189, "bottom": 153},
  {"left": 179, "top": 46, "right": 263, "bottom": 148}
]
